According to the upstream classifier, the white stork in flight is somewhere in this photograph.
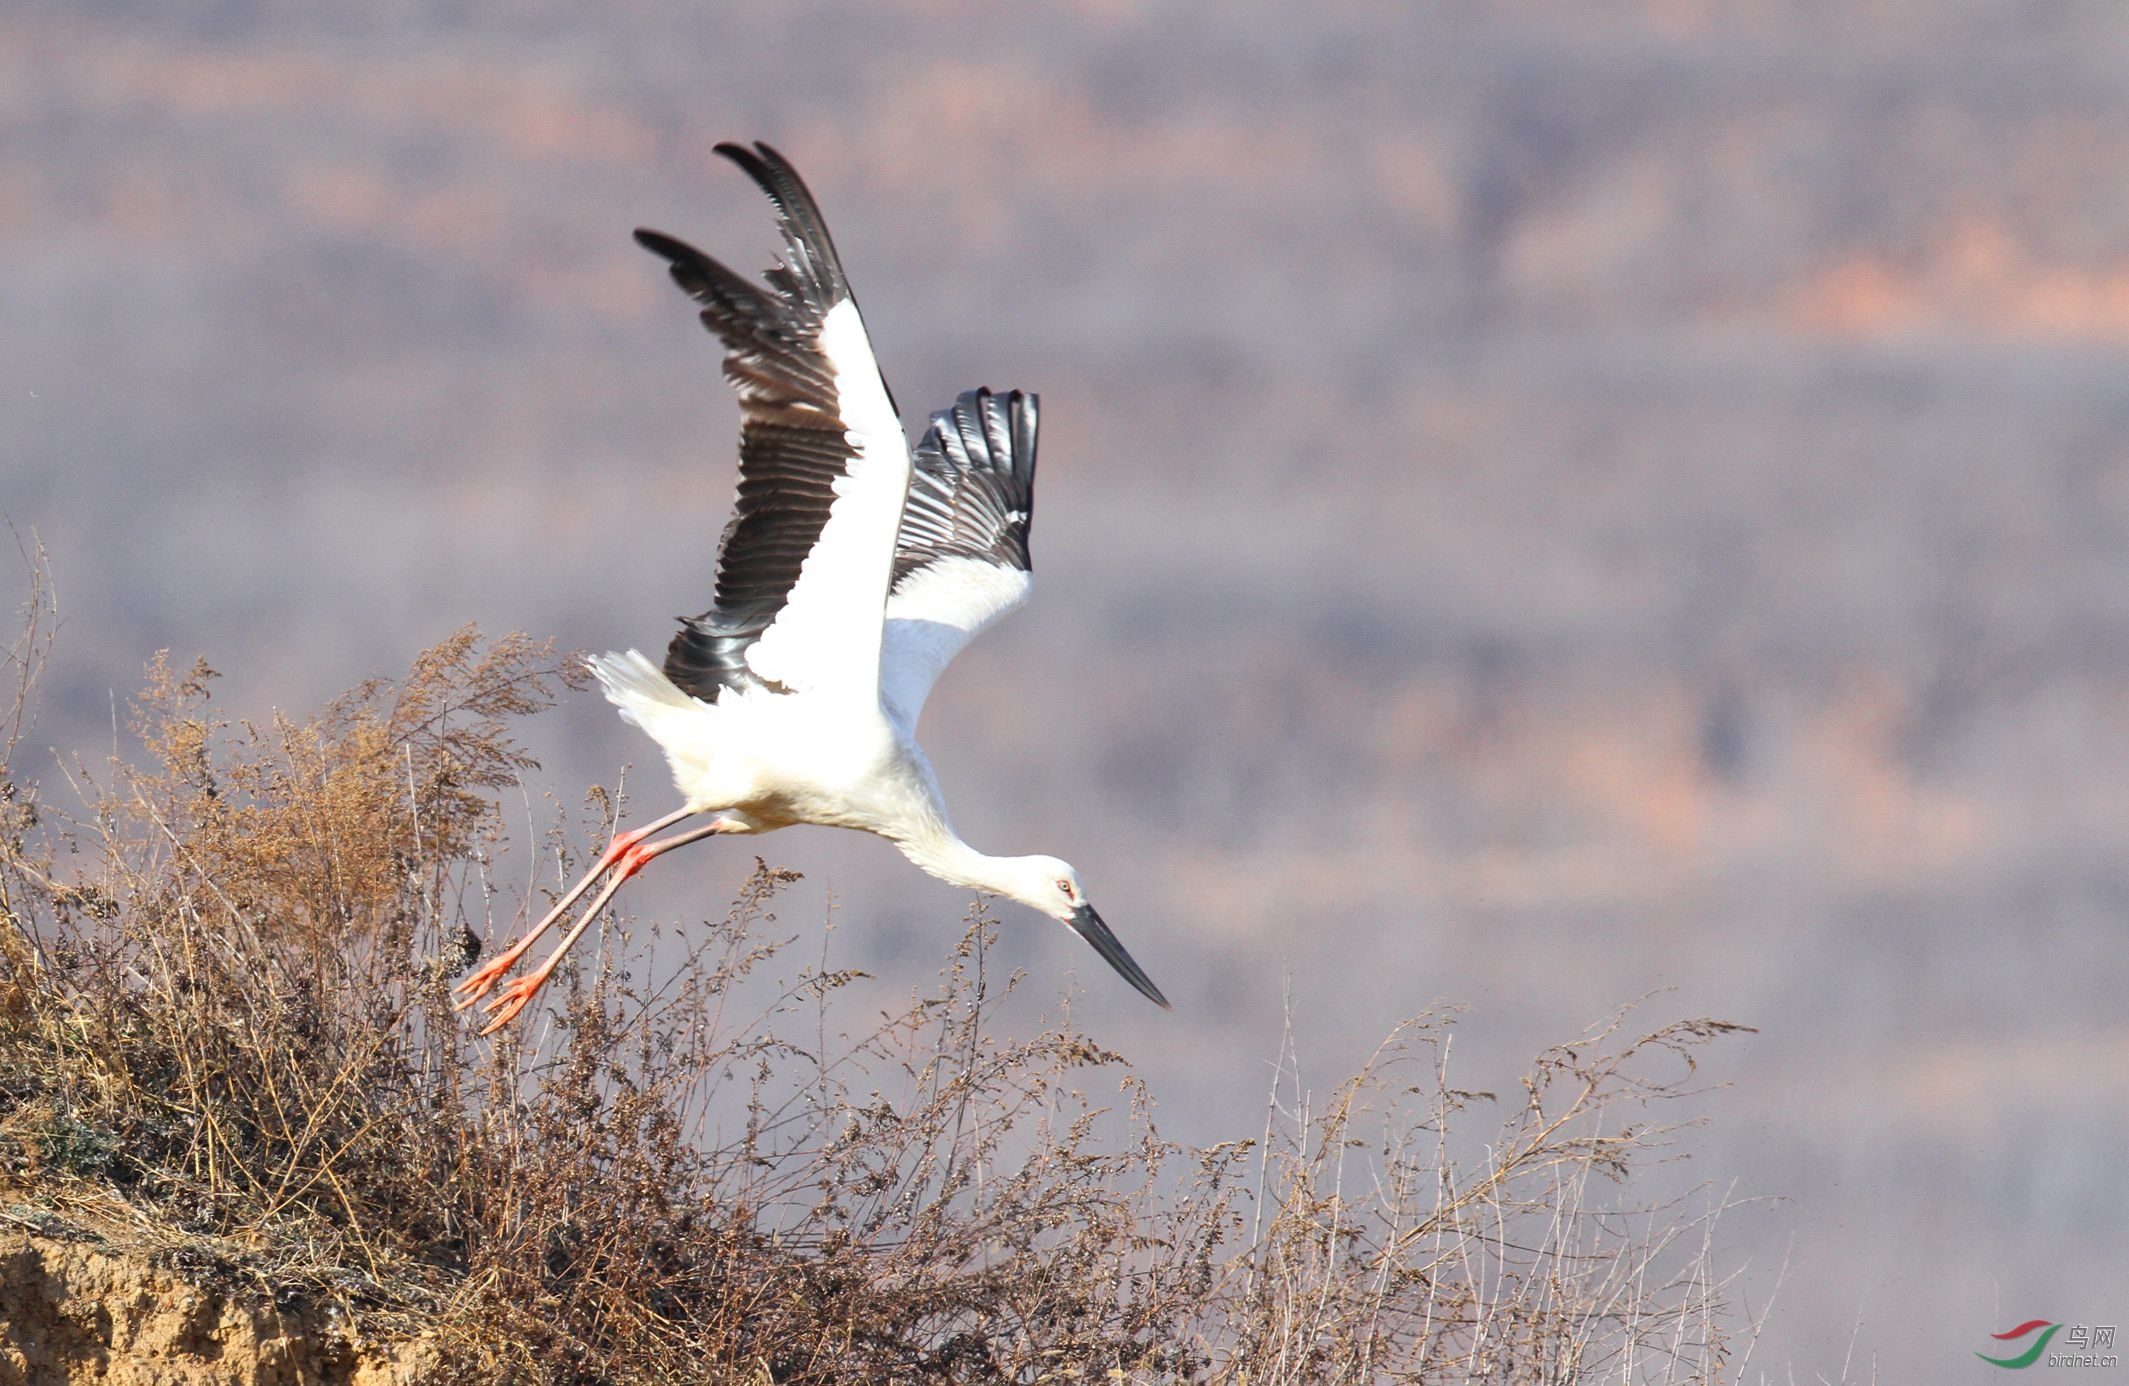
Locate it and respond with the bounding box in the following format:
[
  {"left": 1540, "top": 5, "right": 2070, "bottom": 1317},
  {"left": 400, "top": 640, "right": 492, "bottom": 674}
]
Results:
[{"left": 456, "top": 141, "right": 1169, "bottom": 1032}]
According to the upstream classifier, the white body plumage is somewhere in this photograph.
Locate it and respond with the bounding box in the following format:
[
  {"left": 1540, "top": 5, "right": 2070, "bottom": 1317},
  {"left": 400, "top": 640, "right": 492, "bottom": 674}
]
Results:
[{"left": 588, "top": 648, "right": 925, "bottom": 839}]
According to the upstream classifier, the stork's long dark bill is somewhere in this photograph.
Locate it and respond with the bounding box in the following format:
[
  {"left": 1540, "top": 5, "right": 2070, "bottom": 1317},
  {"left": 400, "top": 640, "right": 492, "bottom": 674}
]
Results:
[{"left": 1069, "top": 905, "right": 1171, "bottom": 1009}]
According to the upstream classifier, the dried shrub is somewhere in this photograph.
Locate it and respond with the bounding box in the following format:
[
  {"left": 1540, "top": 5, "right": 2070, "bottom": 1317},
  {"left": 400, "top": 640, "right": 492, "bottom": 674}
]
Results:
[{"left": 0, "top": 563, "right": 1755, "bottom": 1383}]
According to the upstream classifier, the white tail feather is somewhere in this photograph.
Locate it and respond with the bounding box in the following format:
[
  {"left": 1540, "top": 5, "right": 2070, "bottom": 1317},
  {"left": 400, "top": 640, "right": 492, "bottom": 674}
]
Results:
[{"left": 587, "top": 650, "right": 699, "bottom": 732}]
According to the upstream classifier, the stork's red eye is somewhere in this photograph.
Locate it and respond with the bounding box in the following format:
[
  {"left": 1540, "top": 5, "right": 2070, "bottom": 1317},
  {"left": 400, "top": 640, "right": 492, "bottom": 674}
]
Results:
[{"left": 1056, "top": 878, "right": 1075, "bottom": 899}]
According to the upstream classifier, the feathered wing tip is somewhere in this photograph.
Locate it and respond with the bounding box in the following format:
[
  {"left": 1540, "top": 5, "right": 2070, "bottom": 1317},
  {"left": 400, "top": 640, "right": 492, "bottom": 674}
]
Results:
[
  {"left": 710, "top": 141, "right": 852, "bottom": 306},
  {"left": 629, "top": 223, "right": 841, "bottom": 397},
  {"left": 1002, "top": 388, "right": 1039, "bottom": 481},
  {"left": 895, "top": 387, "right": 1040, "bottom": 585},
  {"left": 630, "top": 142, "right": 854, "bottom": 394},
  {"left": 928, "top": 387, "right": 1038, "bottom": 488},
  {"left": 633, "top": 143, "right": 850, "bottom": 321}
]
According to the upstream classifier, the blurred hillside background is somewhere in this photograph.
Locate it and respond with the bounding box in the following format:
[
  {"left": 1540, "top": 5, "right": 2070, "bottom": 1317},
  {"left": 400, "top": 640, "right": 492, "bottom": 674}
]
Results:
[{"left": 7, "top": 1, "right": 2129, "bottom": 1376}]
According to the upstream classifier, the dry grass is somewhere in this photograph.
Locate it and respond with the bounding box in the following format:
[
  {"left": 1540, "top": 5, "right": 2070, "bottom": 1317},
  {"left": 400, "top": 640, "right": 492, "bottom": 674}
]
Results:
[{"left": 0, "top": 559, "right": 1756, "bottom": 1383}]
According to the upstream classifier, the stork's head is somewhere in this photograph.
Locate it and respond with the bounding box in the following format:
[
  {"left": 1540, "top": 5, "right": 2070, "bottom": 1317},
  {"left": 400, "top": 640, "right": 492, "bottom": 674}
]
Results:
[
  {"left": 997, "top": 855, "right": 1170, "bottom": 1010},
  {"left": 998, "top": 854, "right": 1090, "bottom": 925}
]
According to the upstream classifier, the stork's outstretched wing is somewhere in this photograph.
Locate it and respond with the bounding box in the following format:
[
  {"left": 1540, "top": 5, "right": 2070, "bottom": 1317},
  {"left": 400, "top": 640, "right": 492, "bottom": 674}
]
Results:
[
  {"left": 880, "top": 388, "right": 1038, "bottom": 732},
  {"left": 636, "top": 141, "right": 908, "bottom": 704}
]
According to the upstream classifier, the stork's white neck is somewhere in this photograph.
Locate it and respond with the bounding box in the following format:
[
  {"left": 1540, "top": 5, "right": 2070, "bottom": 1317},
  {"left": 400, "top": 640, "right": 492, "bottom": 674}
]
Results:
[{"left": 891, "top": 813, "right": 1019, "bottom": 899}]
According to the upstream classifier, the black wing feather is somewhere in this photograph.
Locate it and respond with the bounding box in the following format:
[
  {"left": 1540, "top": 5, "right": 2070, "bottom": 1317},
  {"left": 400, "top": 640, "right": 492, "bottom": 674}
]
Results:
[
  {"left": 893, "top": 388, "right": 1038, "bottom": 588},
  {"left": 635, "top": 142, "right": 880, "bottom": 702}
]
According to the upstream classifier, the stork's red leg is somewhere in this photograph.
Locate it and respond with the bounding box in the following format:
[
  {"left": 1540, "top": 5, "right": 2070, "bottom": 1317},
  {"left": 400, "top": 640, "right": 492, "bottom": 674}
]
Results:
[
  {"left": 477, "top": 816, "right": 736, "bottom": 1036},
  {"left": 453, "top": 806, "right": 697, "bottom": 1009}
]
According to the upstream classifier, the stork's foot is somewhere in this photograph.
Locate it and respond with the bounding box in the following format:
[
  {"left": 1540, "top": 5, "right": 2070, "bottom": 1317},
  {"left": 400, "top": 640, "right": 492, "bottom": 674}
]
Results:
[
  {"left": 450, "top": 824, "right": 658, "bottom": 1009},
  {"left": 452, "top": 947, "right": 525, "bottom": 1009},
  {"left": 477, "top": 971, "right": 552, "bottom": 1036},
  {"left": 458, "top": 811, "right": 736, "bottom": 1036}
]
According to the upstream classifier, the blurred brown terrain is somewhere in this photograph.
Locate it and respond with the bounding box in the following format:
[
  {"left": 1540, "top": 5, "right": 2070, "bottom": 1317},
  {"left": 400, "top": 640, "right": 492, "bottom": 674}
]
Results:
[{"left": 7, "top": 1, "right": 2129, "bottom": 1374}]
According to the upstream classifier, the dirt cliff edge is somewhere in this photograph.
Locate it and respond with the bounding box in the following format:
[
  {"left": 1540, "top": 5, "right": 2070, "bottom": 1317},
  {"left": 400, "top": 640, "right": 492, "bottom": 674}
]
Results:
[{"left": 0, "top": 1228, "right": 436, "bottom": 1386}]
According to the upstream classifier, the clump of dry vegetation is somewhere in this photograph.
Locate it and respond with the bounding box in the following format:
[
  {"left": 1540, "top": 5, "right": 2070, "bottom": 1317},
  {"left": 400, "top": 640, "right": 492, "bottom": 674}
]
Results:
[{"left": 0, "top": 562, "right": 1754, "bottom": 1383}]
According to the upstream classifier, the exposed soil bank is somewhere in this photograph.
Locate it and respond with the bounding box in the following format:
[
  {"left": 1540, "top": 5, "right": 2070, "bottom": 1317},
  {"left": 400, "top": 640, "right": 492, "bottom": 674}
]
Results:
[{"left": 0, "top": 1229, "right": 435, "bottom": 1386}]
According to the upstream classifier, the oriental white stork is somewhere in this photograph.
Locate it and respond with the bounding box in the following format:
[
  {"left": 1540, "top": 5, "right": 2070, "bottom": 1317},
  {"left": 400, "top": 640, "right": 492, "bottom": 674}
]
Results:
[{"left": 455, "top": 141, "right": 1168, "bottom": 1033}]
